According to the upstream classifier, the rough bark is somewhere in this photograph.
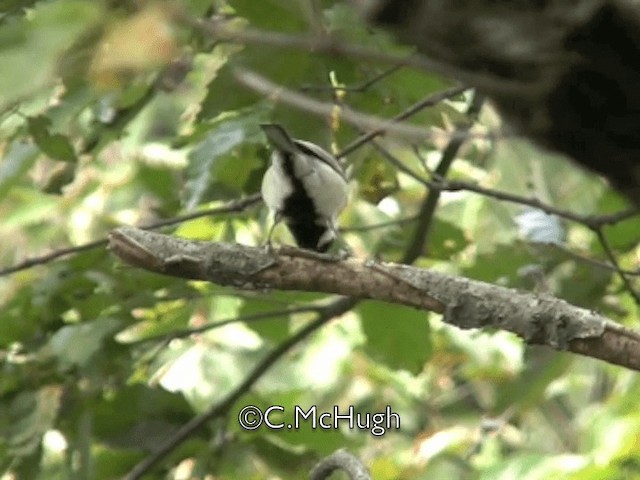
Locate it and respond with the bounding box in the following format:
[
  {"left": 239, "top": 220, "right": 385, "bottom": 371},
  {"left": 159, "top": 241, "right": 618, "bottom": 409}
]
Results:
[{"left": 109, "top": 227, "right": 640, "bottom": 371}]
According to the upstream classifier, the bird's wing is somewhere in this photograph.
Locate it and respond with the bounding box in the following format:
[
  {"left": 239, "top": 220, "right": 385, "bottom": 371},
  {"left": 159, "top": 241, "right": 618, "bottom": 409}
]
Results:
[{"left": 293, "top": 140, "right": 346, "bottom": 180}]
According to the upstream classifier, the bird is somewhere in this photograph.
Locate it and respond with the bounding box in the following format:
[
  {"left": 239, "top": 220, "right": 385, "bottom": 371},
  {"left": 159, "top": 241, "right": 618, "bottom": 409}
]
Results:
[{"left": 260, "top": 123, "right": 348, "bottom": 252}]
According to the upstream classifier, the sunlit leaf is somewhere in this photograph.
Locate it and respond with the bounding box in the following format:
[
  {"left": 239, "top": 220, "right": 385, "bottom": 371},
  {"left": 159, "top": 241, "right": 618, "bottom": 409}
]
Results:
[
  {"left": 0, "top": 0, "right": 101, "bottom": 105},
  {"left": 0, "top": 140, "right": 39, "bottom": 200}
]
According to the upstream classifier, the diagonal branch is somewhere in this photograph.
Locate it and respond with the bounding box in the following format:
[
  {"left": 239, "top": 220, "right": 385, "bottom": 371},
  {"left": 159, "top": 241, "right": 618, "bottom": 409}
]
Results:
[
  {"left": 122, "top": 299, "right": 352, "bottom": 480},
  {"left": 593, "top": 227, "right": 640, "bottom": 305},
  {"left": 0, "top": 194, "right": 261, "bottom": 277},
  {"left": 433, "top": 179, "right": 639, "bottom": 229},
  {"left": 235, "top": 68, "right": 481, "bottom": 143},
  {"left": 109, "top": 227, "right": 640, "bottom": 372}
]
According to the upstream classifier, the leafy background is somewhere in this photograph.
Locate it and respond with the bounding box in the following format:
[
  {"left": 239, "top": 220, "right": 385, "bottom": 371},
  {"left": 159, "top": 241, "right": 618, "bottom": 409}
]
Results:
[{"left": 1, "top": 0, "right": 639, "bottom": 479}]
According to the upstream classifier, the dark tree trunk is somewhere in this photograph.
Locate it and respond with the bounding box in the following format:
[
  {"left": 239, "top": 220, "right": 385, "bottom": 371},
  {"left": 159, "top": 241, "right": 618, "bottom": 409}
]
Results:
[{"left": 361, "top": 0, "right": 640, "bottom": 205}]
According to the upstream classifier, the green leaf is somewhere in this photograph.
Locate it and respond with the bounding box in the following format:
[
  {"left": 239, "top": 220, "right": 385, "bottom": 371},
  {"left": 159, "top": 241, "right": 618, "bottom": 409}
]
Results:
[
  {"left": 356, "top": 153, "right": 400, "bottom": 204},
  {"left": 185, "top": 111, "right": 267, "bottom": 207},
  {"left": 46, "top": 317, "right": 122, "bottom": 369},
  {"left": 462, "top": 242, "right": 538, "bottom": 285},
  {"left": 91, "top": 384, "right": 192, "bottom": 447},
  {"left": 428, "top": 218, "right": 469, "bottom": 259},
  {"left": 0, "top": 0, "right": 102, "bottom": 106},
  {"left": 229, "top": 0, "right": 306, "bottom": 32},
  {"left": 595, "top": 190, "right": 640, "bottom": 251},
  {"left": 0, "top": 140, "right": 39, "bottom": 200},
  {"left": 27, "top": 115, "right": 77, "bottom": 162},
  {"left": 3, "top": 386, "right": 62, "bottom": 458},
  {"left": 359, "top": 301, "right": 431, "bottom": 373},
  {"left": 238, "top": 298, "right": 291, "bottom": 343},
  {"left": 2, "top": 187, "right": 57, "bottom": 228}
]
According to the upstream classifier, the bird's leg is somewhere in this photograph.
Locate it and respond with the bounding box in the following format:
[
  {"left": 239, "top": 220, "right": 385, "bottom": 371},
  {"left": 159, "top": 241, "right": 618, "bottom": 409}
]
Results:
[
  {"left": 264, "top": 211, "right": 283, "bottom": 252},
  {"left": 329, "top": 222, "right": 352, "bottom": 259}
]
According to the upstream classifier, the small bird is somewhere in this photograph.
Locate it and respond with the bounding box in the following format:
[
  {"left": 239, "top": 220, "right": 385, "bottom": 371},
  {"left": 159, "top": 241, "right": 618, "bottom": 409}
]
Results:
[{"left": 260, "top": 123, "right": 348, "bottom": 252}]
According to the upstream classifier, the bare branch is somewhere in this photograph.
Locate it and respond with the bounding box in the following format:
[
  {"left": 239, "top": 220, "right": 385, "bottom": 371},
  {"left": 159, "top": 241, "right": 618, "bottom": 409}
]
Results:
[
  {"left": 341, "top": 215, "right": 418, "bottom": 233},
  {"left": 235, "top": 68, "right": 434, "bottom": 140},
  {"left": 402, "top": 92, "right": 484, "bottom": 263},
  {"left": 300, "top": 65, "right": 403, "bottom": 93},
  {"left": 132, "top": 306, "right": 322, "bottom": 345},
  {"left": 431, "top": 179, "right": 639, "bottom": 228},
  {"left": 549, "top": 243, "right": 640, "bottom": 277},
  {"left": 337, "top": 85, "right": 468, "bottom": 158},
  {"left": 593, "top": 228, "right": 640, "bottom": 305},
  {"left": 0, "top": 238, "right": 110, "bottom": 278},
  {"left": 109, "top": 227, "right": 640, "bottom": 372},
  {"left": 183, "top": 16, "right": 535, "bottom": 97},
  {"left": 0, "top": 194, "right": 261, "bottom": 277}
]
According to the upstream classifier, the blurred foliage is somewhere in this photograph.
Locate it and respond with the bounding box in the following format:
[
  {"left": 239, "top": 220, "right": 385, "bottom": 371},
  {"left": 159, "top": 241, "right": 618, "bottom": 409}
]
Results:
[{"left": 0, "top": 0, "right": 639, "bottom": 479}]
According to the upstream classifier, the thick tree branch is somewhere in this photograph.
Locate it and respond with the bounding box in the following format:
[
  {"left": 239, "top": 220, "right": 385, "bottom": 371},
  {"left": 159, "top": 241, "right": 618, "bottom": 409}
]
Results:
[{"left": 109, "top": 227, "right": 640, "bottom": 371}]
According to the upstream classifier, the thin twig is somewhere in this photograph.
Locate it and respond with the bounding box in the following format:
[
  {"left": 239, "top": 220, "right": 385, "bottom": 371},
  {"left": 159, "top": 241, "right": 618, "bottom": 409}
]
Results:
[
  {"left": 340, "top": 215, "right": 418, "bottom": 233},
  {"left": 0, "top": 194, "right": 261, "bottom": 277},
  {"left": 0, "top": 239, "right": 109, "bottom": 277},
  {"left": 183, "top": 17, "right": 540, "bottom": 97},
  {"left": 593, "top": 228, "right": 640, "bottom": 305},
  {"left": 549, "top": 243, "right": 640, "bottom": 276},
  {"left": 369, "top": 139, "right": 429, "bottom": 186},
  {"left": 337, "top": 85, "right": 468, "bottom": 158},
  {"left": 236, "top": 68, "right": 433, "bottom": 140},
  {"left": 132, "top": 306, "right": 322, "bottom": 345},
  {"left": 434, "top": 179, "right": 639, "bottom": 228},
  {"left": 300, "top": 65, "right": 403, "bottom": 93}
]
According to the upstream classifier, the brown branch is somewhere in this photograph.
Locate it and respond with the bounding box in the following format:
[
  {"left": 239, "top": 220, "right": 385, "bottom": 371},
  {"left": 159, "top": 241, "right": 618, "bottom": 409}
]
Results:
[
  {"left": 402, "top": 92, "right": 484, "bottom": 263},
  {"left": 0, "top": 238, "right": 110, "bottom": 277},
  {"left": 183, "top": 16, "right": 535, "bottom": 98},
  {"left": 340, "top": 215, "right": 418, "bottom": 233},
  {"left": 593, "top": 227, "right": 640, "bottom": 305},
  {"left": 133, "top": 305, "right": 322, "bottom": 345},
  {"left": 235, "top": 69, "right": 484, "bottom": 146},
  {"left": 548, "top": 243, "right": 640, "bottom": 277},
  {"left": 300, "top": 65, "right": 403, "bottom": 93},
  {"left": 235, "top": 68, "right": 435, "bottom": 141},
  {"left": 337, "top": 85, "right": 468, "bottom": 158},
  {"left": 431, "top": 179, "right": 639, "bottom": 228},
  {"left": 108, "top": 227, "right": 640, "bottom": 372}
]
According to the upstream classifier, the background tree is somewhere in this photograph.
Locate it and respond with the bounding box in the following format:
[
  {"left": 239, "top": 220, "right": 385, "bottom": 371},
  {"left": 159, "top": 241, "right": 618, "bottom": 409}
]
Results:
[{"left": 1, "top": 1, "right": 639, "bottom": 479}]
